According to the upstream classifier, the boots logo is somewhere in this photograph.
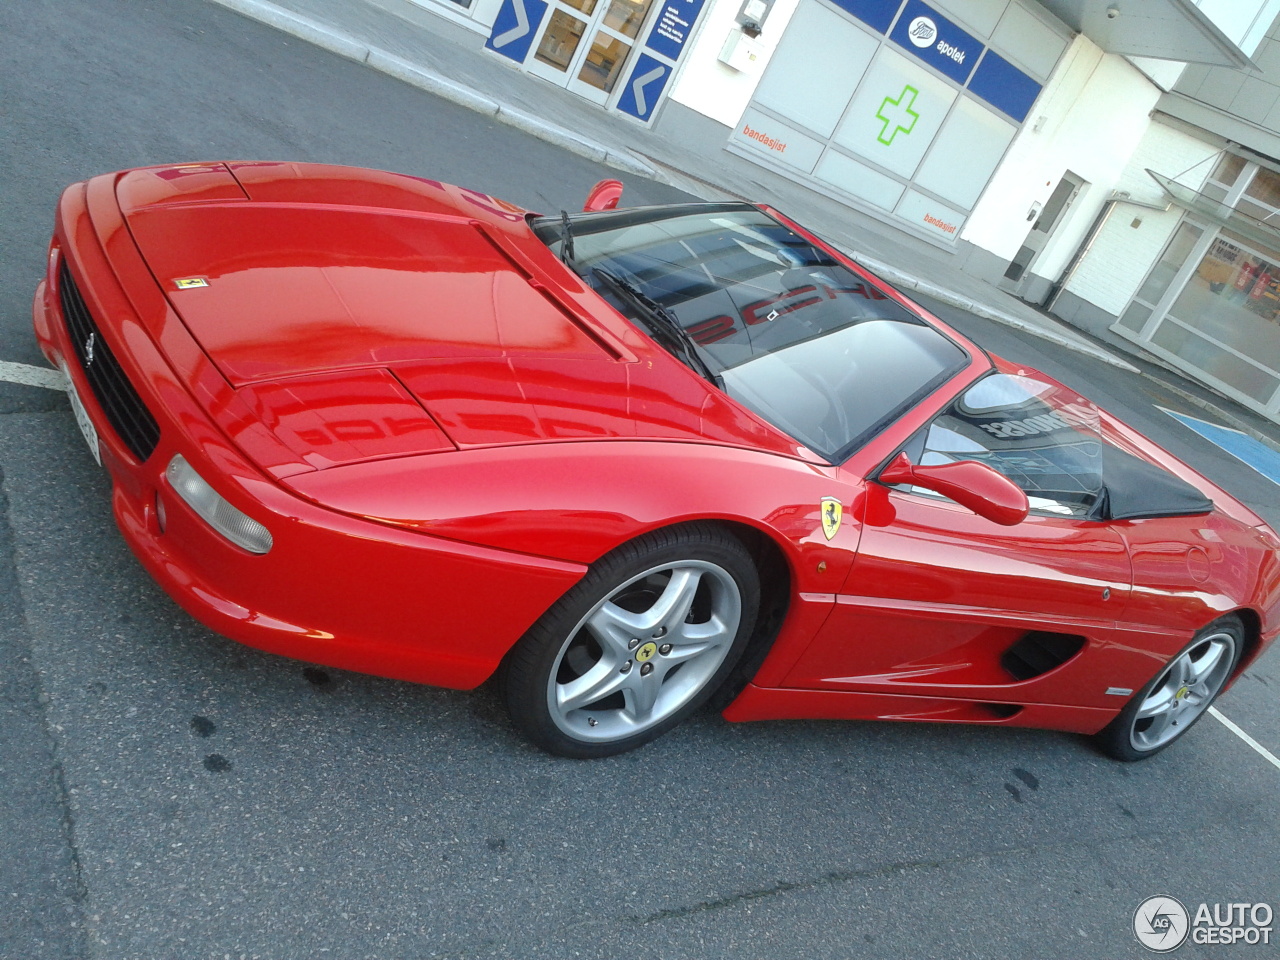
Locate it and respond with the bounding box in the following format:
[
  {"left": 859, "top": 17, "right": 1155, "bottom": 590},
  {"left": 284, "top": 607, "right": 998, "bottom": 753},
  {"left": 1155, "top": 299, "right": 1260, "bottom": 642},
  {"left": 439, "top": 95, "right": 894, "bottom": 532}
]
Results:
[
  {"left": 907, "top": 16, "right": 936, "bottom": 47},
  {"left": 906, "top": 15, "right": 965, "bottom": 64}
]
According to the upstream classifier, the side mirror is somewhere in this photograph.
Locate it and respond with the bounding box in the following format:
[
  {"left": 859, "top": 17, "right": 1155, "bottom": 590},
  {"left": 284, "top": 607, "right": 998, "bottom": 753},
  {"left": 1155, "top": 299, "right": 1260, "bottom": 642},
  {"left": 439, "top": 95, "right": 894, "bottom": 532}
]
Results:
[
  {"left": 583, "top": 179, "right": 624, "bottom": 212},
  {"left": 879, "top": 452, "right": 1029, "bottom": 526}
]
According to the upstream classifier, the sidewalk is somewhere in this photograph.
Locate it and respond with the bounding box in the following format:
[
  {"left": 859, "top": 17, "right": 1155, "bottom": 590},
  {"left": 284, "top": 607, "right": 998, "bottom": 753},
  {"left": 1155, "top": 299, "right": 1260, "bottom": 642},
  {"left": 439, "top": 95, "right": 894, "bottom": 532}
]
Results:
[{"left": 210, "top": 0, "right": 1278, "bottom": 445}]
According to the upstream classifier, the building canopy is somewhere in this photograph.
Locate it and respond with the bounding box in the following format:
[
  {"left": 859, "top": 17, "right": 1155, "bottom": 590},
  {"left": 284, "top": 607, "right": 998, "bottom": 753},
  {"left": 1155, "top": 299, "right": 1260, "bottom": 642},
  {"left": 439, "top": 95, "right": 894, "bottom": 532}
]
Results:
[{"left": 1033, "top": 0, "right": 1254, "bottom": 68}]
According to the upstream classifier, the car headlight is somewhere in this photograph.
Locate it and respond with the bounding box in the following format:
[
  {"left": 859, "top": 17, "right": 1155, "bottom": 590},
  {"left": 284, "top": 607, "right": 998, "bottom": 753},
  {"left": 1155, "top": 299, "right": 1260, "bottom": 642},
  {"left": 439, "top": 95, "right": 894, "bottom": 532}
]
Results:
[{"left": 165, "top": 454, "right": 273, "bottom": 554}]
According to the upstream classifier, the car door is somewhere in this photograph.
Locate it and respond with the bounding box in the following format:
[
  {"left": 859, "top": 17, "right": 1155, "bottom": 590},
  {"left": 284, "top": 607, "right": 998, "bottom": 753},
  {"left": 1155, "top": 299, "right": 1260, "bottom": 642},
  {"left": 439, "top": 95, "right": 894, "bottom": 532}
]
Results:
[{"left": 781, "top": 372, "right": 1138, "bottom": 710}]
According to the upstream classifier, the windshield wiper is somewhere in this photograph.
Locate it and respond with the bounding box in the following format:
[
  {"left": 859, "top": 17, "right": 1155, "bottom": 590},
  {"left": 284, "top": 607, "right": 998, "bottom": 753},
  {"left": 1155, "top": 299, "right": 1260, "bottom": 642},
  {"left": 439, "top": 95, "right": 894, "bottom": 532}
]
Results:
[
  {"left": 592, "top": 267, "right": 722, "bottom": 388},
  {"left": 559, "top": 210, "right": 575, "bottom": 265}
]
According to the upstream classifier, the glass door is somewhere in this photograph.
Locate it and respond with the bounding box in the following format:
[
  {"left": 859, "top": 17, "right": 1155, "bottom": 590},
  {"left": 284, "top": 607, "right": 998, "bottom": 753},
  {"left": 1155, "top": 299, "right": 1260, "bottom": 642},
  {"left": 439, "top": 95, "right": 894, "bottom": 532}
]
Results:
[
  {"left": 1155, "top": 232, "right": 1280, "bottom": 410},
  {"left": 1116, "top": 221, "right": 1205, "bottom": 335},
  {"left": 1001, "top": 172, "right": 1085, "bottom": 296},
  {"left": 1113, "top": 154, "right": 1280, "bottom": 417},
  {"left": 526, "top": 0, "right": 655, "bottom": 103}
]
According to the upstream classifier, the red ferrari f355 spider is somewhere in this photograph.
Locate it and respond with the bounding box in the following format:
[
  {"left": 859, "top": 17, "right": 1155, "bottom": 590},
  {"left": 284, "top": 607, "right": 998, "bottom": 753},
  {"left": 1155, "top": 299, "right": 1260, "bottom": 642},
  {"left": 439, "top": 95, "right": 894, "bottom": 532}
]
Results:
[{"left": 34, "top": 162, "right": 1280, "bottom": 758}]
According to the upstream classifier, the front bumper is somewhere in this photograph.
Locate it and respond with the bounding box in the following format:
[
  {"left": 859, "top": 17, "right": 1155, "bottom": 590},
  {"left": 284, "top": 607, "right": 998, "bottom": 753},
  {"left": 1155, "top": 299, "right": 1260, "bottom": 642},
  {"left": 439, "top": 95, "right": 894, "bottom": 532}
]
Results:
[{"left": 33, "top": 177, "right": 585, "bottom": 689}]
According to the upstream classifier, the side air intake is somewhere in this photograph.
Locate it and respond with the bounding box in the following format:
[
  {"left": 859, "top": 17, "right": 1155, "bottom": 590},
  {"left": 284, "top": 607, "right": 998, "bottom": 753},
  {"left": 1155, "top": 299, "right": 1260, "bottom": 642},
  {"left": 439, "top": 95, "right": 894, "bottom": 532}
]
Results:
[{"left": 1002, "top": 631, "right": 1086, "bottom": 681}]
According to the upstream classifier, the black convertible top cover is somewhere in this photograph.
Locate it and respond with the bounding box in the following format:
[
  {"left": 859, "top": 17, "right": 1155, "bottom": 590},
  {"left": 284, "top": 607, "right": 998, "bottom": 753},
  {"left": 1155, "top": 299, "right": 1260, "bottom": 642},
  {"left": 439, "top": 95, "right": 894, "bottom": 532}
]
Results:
[{"left": 1101, "top": 444, "right": 1213, "bottom": 520}]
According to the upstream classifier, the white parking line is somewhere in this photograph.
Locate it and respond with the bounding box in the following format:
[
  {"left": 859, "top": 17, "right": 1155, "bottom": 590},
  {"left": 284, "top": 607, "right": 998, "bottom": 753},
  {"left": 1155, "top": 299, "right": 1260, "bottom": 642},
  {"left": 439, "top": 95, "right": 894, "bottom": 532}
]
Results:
[
  {"left": 1210, "top": 707, "right": 1280, "bottom": 772},
  {"left": 0, "top": 360, "right": 64, "bottom": 391}
]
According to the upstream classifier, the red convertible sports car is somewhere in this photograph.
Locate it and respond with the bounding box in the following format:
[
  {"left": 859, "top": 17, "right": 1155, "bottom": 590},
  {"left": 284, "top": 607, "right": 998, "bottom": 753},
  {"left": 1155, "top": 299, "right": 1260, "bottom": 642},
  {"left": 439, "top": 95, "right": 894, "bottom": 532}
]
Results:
[{"left": 34, "top": 162, "right": 1280, "bottom": 758}]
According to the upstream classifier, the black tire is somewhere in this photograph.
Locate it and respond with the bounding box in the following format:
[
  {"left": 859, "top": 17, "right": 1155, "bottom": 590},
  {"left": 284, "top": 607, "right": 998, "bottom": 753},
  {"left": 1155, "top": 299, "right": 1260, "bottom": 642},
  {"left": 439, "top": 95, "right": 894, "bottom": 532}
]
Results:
[
  {"left": 1094, "top": 616, "right": 1244, "bottom": 761},
  {"left": 503, "top": 524, "right": 760, "bottom": 758}
]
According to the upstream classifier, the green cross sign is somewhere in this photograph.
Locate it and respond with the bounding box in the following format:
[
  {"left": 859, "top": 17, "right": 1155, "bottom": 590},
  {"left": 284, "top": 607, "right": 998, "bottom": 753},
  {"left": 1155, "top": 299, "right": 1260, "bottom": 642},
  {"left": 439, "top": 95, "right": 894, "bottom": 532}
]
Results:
[{"left": 876, "top": 85, "right": 920, "bottom": 146}]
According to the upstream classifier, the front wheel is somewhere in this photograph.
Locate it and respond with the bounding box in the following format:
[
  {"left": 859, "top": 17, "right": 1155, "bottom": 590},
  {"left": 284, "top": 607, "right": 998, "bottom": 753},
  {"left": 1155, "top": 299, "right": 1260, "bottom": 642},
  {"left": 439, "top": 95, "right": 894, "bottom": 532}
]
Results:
[
  {"left": 503, "top": 525, "right": 760, "bottom": 758},
  {"left": 1095, "top": 616, "right": 1243, "bottom": 761}
]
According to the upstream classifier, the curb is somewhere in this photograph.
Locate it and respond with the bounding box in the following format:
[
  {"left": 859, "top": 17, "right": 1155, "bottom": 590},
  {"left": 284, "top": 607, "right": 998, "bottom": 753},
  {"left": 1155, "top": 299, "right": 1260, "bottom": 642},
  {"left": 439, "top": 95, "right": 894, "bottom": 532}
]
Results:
[
  {"left": 366, "top": 49, "right": 501, "bottom": 118},
  {"left": 205, "top": 0, "right": 655, "bottom": 178},
  {"left": 211, "top": 0, "right": 371, "bottom": 61}
]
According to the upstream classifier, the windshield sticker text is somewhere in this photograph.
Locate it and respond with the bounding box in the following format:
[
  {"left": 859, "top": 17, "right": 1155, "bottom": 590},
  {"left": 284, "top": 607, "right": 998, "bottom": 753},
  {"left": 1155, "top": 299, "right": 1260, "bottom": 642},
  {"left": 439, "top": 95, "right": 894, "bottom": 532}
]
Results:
[{"left": 977, "top": 402, "right": 1096, "bottom": 439}]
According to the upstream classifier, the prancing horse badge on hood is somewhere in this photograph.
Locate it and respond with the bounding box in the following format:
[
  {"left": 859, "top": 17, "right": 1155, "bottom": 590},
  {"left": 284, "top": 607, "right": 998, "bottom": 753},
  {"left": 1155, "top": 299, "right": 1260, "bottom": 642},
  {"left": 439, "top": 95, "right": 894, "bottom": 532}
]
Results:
[{"left": 821, "top": 498, "right": 842, "bottom": 540}]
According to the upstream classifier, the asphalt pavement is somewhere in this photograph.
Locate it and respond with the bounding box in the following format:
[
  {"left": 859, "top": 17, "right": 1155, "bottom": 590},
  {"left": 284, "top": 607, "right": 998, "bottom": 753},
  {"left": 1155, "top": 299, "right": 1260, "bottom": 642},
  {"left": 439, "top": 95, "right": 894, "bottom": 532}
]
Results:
[{"left": 2, "top": 1, "right": 1279, "bottom": 958}]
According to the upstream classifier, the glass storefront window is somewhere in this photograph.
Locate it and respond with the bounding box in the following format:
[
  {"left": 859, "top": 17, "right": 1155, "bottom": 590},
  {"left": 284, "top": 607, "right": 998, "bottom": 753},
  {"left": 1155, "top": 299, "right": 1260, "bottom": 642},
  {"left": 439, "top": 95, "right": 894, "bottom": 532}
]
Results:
[
  {"left": 732, "top": 0, "right": 1059, "bottom": 244},
  {"left": 1209, "top": 153, "right": 1247, "bottom": 189},
  {"left": 576, "top": 33, "right": 631, "bottom": 91},
  {"left": 1132, "top": 222, "right": 1203, "bottom": 307},
  {"left": 1117, "top": 300, "right": 1151, "bottom": 333},
  {"left": 601, "top": 0, "right": 651, "bottom": 38},
  {"left": 1116, "top": 152, "right": 1280, "bottom": 417},
  {"left": 1237, "top": 166, "right": 1280, "bottom": 225},
  {"left": 1160, "top": 228, "right": 1280, "bottom": 402},
  {"left": 534, "top": 10, "right": 588, "bottom": 71},
  {"left": 1245, "top": 165, "right": 1280, "bottom": 207},
  {"left": 1151, "top": 321, "right": 1279, "bottom": 404},
  {"left": 1202, "top": 153, "right": 1246, "bottom": 204}
]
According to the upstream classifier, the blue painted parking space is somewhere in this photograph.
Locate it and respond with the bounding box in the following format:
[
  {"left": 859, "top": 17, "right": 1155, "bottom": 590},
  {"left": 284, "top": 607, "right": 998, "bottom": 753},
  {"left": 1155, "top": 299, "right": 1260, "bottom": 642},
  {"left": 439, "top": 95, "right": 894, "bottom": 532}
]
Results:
[{"left": 1161, "top": 408, "right": 1280, "bottom": 487}]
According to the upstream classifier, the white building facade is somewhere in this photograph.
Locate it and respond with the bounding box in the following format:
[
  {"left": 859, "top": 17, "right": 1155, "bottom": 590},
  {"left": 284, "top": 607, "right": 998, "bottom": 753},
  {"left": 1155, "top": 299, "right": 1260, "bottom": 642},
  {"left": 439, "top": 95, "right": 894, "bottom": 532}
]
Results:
[{"left": 1048, "top": 17, "right": 1280, "bottom": 422}]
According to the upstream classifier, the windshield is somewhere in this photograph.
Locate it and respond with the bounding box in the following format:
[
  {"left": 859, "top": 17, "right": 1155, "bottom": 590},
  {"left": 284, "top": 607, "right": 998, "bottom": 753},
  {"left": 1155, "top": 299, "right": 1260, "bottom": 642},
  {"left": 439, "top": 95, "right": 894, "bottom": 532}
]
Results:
[{"left": 535, "top": 205, "right": 969, "bottom": 460}]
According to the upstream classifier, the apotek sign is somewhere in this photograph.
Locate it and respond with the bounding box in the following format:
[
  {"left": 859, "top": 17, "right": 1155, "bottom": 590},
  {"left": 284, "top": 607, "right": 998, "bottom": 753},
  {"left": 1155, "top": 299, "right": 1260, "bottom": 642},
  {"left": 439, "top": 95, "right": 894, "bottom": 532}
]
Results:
[{"left": 889, "top": 0, "right": 980, "bottom": 84}]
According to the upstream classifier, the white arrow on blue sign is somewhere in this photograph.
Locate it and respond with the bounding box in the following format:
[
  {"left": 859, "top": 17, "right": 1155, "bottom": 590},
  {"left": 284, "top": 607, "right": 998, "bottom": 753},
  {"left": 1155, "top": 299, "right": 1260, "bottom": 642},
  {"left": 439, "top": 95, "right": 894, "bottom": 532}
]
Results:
[
  {"left": 617, "top": 55, "right": 670, "bottom": 122},
  {"left": 630, "top": 65, "right": 665, "bottom": 115},
  {"left": 485, "top": 0, "right": 549, "bottom": 61}
]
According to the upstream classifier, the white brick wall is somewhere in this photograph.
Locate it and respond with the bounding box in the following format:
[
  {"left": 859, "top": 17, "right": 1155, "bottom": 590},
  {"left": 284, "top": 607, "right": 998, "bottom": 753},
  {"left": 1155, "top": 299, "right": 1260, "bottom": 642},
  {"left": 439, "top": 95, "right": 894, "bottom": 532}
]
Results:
[{"left": 1064, "top": 122, "right": 1219, "bottom": 316}]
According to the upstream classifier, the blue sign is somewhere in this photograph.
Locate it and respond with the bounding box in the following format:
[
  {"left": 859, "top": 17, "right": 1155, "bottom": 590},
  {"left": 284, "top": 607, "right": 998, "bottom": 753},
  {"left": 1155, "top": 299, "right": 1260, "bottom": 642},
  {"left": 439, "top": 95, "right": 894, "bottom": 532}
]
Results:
[
  {"left": 643, "top": 0, "right": 708, "bottom": 61},
  {"left": 968, "top": 51, "right": 1042, "bottom": 123},
  {"left": 826, "top": 0, "right": 901, "bottom": 34},
  {"left": 485, "top": 0, "right": 549, "bottom": 63},
  {"left": 617, "top": 54, "right": 671, "bottom": 122},
  {"left": 889, "top": 0, "right": 980, "bottom": 84}
]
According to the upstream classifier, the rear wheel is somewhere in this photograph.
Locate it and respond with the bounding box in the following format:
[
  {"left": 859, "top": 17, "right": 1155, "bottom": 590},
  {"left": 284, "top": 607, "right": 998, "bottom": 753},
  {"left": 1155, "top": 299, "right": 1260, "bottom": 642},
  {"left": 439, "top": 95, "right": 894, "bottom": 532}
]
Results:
[
  {"left": 503, "top": 525, "right": 759, "bottom": 758},
  {"left": 1095, "top": 617, "right": 1243, "bottom": 761}
]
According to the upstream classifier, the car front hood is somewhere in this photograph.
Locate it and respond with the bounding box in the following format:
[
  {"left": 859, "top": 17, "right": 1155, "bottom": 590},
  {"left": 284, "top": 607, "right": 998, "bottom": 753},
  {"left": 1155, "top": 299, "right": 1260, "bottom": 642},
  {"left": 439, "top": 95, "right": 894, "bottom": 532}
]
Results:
[{"left": 123, "top": 201, "right": 611, "bottom": 387}]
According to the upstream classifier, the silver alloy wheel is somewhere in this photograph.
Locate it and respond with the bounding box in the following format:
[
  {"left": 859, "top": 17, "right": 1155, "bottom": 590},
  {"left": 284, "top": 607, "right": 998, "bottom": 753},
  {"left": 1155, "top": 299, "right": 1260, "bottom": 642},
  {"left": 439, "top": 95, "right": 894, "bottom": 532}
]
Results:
[
  {"left": 1129, "top": 629, "right": 1237, "bottom": 752},
  {"left": 546, "top": 559, "right": 743, "bottom": 743}
]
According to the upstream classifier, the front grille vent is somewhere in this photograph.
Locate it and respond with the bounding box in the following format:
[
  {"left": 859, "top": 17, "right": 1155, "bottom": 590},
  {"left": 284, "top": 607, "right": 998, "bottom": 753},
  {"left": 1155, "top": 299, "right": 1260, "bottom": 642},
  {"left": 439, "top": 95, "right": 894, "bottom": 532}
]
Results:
[{"left": 58, "top": 261, "right": 160, "bottom": 461}]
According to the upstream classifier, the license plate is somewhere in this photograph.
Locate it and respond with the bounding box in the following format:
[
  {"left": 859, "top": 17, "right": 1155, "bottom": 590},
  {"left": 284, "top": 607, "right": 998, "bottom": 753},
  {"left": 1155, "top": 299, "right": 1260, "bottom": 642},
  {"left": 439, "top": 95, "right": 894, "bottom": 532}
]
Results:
[{"left": 60, "top": 364, "right": 101, "bottom": 465}]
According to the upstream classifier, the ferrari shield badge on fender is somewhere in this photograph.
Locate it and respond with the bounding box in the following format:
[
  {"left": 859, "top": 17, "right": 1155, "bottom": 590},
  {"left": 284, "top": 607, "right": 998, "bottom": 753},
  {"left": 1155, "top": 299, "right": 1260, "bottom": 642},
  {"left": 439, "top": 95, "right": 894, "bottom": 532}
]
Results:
[
  {"left": 174, "top": 277, "right": 209, "bottom": 289},
  {"left": 820, "top": 498, "right": 842, "bottom": 540}
]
